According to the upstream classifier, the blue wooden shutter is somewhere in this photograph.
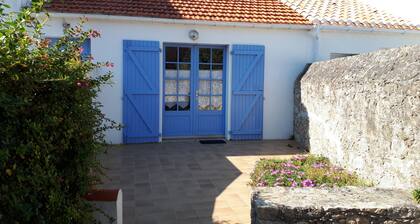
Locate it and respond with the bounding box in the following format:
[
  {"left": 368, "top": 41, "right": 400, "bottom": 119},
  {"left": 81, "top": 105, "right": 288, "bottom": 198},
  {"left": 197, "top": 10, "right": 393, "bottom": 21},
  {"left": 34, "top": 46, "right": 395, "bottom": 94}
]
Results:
[
  {"left": 123, "top": 40, "right": 160, "bottom": 143},
  {"left": 231, "top": 45, "right": 265, "bottom": 140}
]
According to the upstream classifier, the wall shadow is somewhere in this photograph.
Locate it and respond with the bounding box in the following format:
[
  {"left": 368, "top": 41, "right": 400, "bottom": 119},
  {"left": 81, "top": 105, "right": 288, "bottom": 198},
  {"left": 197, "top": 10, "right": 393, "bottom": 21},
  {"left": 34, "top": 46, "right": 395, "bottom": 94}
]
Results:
[
  {"left": 98, "top": 140, "right": 304, "bottom": 224},
  {"left": 293, "top": 63, "right": 312, "bottom": 151}
]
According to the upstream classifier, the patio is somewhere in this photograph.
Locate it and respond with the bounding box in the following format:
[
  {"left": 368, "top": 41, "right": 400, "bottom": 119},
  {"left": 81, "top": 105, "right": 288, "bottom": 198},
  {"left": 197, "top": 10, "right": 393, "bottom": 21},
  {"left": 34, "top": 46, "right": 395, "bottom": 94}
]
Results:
[{"left": 99, "top": 140, "right": 304, "bottom": 224}]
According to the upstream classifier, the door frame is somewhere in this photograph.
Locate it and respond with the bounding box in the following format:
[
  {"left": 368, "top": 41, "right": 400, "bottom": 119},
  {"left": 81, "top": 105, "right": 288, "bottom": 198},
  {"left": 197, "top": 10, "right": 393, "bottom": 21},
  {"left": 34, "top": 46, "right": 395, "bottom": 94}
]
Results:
[{"left": 161, "top": 43, "right": 228, "bottom": 139}]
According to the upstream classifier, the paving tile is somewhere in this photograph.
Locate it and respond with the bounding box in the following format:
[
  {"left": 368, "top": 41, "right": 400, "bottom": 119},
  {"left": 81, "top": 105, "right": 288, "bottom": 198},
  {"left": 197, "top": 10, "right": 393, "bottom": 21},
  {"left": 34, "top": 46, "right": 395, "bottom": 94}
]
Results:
[{"left": 98, "top": 140, "right": 303, "bottom": 224}]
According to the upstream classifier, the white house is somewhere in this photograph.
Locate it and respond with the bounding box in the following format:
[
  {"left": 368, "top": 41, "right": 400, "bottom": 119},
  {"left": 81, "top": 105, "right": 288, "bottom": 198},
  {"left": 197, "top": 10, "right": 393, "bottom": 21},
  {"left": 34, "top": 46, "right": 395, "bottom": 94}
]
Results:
[{"left": 6, "top": 0, "right": 420, "bottom": 144}]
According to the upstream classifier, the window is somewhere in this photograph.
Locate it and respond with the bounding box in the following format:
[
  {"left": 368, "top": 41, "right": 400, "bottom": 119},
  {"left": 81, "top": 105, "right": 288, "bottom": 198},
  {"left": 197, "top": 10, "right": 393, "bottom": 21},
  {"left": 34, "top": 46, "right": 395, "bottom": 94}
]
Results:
[
  {"left": 330, "top": 53, "right": 357, "bottom": 59},
  {"left": 198, "top": 48, "right": 223, "bottom": 111},
  {"left": 48, "top": 37, "right": 91, "bottom": 60},
  {"left": 164, "top": 47, "right": 192, "bottom": 111}
]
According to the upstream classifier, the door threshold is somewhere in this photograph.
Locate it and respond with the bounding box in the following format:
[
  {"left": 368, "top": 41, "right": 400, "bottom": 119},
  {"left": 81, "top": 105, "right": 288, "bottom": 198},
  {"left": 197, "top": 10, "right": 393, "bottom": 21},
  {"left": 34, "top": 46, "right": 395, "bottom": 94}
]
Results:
[{"left": 163, "top": 136, "right": 225, "bottom": 142}]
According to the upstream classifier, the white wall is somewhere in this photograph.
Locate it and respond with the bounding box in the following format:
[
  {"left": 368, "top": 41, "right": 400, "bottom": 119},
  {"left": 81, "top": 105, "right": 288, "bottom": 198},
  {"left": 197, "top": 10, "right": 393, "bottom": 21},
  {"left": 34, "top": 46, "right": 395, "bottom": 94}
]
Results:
[
  {"left": 43, "top": 17, "right": 314, "bottom": 144},
  {"left": 42, "top": 16, "right": 420, "bottom": 144},
  {"left": 318, "top": 31, "right": 420, "bottom": 61}
]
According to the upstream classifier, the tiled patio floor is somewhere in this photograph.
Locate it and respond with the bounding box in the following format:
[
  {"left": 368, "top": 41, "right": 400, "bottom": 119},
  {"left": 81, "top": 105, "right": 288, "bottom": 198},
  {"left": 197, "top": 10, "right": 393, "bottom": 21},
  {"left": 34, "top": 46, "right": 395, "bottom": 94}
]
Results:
[{"left": 99, "top": 140, "right": 304, "bottom": 224}]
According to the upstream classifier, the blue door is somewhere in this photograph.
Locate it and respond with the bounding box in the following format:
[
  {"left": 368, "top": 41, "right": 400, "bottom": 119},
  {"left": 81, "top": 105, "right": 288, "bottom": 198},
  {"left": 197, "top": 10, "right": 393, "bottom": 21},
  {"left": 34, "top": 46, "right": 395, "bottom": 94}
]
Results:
[
  {"left": 231, "top": 45, "right": 265, "bottom": 140},
  {"left": 123, "top": 40, "right": 160, "bottom": 143},
  {"left": 163, "top": 45, "right": 226, "bottom": 137}
]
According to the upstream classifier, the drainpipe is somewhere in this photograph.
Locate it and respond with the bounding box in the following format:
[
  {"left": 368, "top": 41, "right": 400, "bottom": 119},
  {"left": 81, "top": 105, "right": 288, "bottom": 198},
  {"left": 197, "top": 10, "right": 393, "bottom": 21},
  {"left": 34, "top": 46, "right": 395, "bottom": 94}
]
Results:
[{"left": 312, "top": 21, "right": 321, "bottom": 62}]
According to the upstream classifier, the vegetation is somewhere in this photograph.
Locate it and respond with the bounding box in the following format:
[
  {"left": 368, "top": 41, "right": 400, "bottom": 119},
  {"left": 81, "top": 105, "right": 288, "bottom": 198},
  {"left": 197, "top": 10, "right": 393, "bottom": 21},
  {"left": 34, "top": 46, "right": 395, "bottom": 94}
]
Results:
[
  {"left": 0, "top": 1, "right": 118, "bottom": 223},
  {"left": 250, "top": 155, "right": 369, "bottom": 187},
  {"left": 413, "top": 189, "right": 420, "bottom": 204}
]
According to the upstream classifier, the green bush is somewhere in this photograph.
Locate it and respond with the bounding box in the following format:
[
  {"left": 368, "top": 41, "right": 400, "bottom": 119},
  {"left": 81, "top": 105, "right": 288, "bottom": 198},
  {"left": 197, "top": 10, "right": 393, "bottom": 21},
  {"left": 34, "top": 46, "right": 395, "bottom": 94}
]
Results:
[
  {"left": 0, "top": 1, "right": 118, "bottom": 223},
  {"left": 413, "top": 189, "right": 420, "bottom": 204}
]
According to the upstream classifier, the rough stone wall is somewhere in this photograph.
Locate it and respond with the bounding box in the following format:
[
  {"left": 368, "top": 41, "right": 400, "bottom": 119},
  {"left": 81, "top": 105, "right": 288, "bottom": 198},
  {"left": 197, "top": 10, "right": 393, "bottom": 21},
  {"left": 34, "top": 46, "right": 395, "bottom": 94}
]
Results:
[
  {"left": 294, "top": 45, "right": 420, "bottom": 189},
  {"left": 252, "top": 187, "right": 420, "bottom": 224}
]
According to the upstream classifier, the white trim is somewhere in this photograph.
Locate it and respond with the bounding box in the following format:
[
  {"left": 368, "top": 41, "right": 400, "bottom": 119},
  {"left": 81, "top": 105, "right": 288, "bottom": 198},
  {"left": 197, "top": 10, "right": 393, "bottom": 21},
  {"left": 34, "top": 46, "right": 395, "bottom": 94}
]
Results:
[
  {"left": 47, "top": 12, "right": 313, "bottom": 30},
  {"left": 319, "top": 25, "right": 420, "bottom": 35},
  {"left": 47, "top": 12, "right": 420, "bottom": 34}
]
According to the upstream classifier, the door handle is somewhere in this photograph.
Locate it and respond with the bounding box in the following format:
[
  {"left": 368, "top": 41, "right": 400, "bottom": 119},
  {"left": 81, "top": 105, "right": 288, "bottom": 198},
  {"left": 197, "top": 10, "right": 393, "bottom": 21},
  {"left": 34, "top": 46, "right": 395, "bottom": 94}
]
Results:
[{"left": 196, "top": 90, "right": 199, "bottom": 97}]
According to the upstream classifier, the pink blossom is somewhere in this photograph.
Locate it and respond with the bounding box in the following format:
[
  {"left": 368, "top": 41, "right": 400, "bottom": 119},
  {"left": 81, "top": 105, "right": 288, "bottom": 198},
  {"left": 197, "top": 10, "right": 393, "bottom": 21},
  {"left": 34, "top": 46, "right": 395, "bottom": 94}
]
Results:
[
  {"left": 280, "top": 170, "right": 293, "bottom": 175},
  {"left": 282, "top": 162, "right": 300, "bottom": 169},
  {"left": 271, "top": 170, "right": 280, "bottom": 175},
  {"left": 301, "top": 179, "right": 316, "bottom": 187},
  {"left": 105, "top": 61, "right": 114, "bottom": 68},
  {"left": 291, "top": 181, "right": 298, "bottom": 187},
  {"left": 79, "top": 47, "right": 84, "bottom": 54},
  {"left": 312, "top": 162, "right": 326, "bottom": 169}
]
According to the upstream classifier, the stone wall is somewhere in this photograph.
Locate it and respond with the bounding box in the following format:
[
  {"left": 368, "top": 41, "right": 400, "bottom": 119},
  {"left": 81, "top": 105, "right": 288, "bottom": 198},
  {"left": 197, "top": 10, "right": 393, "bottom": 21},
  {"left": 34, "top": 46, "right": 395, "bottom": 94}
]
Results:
[
  {"left": 294, "top": 45, "right": 420, "bottom": 189},
  {"left": 252, "top": 187, "right": 420, "bottom": 224}
]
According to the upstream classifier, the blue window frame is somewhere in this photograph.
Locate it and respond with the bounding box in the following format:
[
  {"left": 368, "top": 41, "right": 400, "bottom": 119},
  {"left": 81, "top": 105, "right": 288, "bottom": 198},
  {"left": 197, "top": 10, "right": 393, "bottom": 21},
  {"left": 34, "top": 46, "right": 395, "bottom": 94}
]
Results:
[
  {"left": 164, "top": 46, "right": 192, "bottom": 111},
  {"left": 197, "top": 47, "right": 224, "bottom": 111},
  {"left": 47, "top": 37, "right": 91, "bottom": 59},
  {"left": 163, "top": 44, "right": 227, "bottom": 137}
]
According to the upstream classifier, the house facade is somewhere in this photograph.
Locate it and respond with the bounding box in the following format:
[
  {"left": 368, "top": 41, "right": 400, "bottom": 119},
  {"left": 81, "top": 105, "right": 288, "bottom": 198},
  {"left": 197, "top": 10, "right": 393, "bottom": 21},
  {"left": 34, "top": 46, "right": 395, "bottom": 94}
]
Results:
[{"left": 6, "top": 0, "right": 420, "bottom": 144}]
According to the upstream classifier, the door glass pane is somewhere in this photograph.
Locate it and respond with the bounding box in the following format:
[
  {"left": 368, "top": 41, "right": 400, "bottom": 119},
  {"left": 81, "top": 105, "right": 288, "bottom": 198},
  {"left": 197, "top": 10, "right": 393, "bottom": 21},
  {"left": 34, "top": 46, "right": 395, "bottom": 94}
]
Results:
[
  {"left": 199, "top": 64, "right": 210, "bottom": 79},
  {"left": 178, "top": 80, "right": 190, "bottom": 95},
  {"left": 198, "top": 96, "right": 210, "bottom": 111},
  {"left": 211, "top": 96, "right": 223, "bottom": 111},
  {"left": 199, "top": 80, "right": 210, "bottom": 95},
  {"left": 165, "top": 63, "right": 177, "bottom": 79},
  {"left": 212, "top": 80, "right": 223, "bottom": 95},
  {"left": 165, "top": 96, "right": 177, "bottom": 111},
  {"left": 199, "top": 48, "right": 211, "bottom": 63},
  {"left": 212, "top": 49, "right": 223, "bottom": 63},
  {"left": 179, "top": 48, "right": 191, "bottom": 62},
  {"left": 179, "top": 64, "right": 190, "bottom": 79},
  {"left": 178, "top": 96, "right": 190, "bottom": 111},
  {"left": 165, "top": 47, "right": 177, "bottom": 62},
  {"left": 165, "top": 80, "right": 177, "bottom": 95},
  {"left": 212, "top": 64, "right": 223, "bottom": 80}
]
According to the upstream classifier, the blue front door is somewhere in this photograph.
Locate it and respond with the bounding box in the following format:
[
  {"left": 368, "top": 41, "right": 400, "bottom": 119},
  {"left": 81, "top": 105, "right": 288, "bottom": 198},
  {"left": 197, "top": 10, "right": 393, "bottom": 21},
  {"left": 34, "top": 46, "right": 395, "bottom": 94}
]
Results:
[{"left": 163, "top": 45, "right": 226, "bottom": 138}]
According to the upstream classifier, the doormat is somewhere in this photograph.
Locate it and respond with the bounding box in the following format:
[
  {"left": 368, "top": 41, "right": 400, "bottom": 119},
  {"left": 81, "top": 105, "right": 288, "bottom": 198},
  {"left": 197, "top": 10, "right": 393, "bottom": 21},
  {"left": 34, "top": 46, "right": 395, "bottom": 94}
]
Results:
[{"left": 199, "top": 139, "right": 227, "bottom": 144}]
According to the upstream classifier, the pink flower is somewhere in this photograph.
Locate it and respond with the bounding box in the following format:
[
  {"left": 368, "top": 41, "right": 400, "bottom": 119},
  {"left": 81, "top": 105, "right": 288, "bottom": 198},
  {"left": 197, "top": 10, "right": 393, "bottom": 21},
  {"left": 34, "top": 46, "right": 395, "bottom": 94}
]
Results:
[
  {"left": 301, "top": 179, "right": 316, "bottom": 187},
  {"left": 280, "top": 170, "right": 293, "bottom": 175},
  {"left": 79, "top": 47, "right": 84, "bottom": 54},
  {"left": 271, "top": 170, "right": 280, "bottom": 175},
  {"left": 291, "top": 181, "right": 298, "bottom": 187},
  {"left": 282, "top": 162, "right": 300, "bottom": 169},
  {"left": 105, "top": 61, "right": 114, "bottom": 68},
  {"left": 89, "top": 30, "right": 101, "bottom": 38},
  {"left": 312, "top": 162, "right": 326, "bottom": 169}
]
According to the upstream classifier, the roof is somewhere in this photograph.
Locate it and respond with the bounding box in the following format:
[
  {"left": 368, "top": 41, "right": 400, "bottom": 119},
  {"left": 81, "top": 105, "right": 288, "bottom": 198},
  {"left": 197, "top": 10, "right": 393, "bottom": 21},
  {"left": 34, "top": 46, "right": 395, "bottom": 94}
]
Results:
[
  {"left": 45, "top": 0, "right": 311, "bottom": 25},
  {"left": 280, "top": 0, "right": 419, "bottom": 30},
  {"left": 45, "top": 0, "right": 419, "bottom": 31}
]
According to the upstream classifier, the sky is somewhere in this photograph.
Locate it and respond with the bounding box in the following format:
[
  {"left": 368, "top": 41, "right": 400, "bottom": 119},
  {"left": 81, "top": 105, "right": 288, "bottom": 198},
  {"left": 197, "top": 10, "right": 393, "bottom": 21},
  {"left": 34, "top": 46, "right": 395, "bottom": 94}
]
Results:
[{"left": 362, "top": 0, "right": 420, "bottom": 24}]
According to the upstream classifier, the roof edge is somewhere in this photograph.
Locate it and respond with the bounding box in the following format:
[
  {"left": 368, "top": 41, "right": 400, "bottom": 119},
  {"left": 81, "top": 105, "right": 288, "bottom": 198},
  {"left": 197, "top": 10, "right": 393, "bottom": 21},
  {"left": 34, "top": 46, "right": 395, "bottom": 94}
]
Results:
[
  {"left": 319, "top": 24, "right": 420, "bottom": 35},
  {"left": 47, "top": 12, "right": 314, "bottom": 30}
]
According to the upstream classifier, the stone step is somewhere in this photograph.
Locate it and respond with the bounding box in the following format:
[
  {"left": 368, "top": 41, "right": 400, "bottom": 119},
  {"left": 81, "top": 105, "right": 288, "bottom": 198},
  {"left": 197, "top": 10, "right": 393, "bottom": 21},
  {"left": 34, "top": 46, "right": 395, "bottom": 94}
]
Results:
[{"left": 251, "top": 187, "right": 419, "bottom": 224}]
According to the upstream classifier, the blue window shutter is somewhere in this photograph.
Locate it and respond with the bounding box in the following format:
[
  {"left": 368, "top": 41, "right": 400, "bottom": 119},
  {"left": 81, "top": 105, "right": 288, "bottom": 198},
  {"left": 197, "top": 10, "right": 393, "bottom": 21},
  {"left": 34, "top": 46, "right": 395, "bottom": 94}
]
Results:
[
  {"left": 48, "top": 37, "right": 91, "bottom": 59},
  {"left": 123, "top": 40, "right": 160, "bottom": 143},
  {"left": 231, "top": 45, "right": 265, "bottom": 140}
]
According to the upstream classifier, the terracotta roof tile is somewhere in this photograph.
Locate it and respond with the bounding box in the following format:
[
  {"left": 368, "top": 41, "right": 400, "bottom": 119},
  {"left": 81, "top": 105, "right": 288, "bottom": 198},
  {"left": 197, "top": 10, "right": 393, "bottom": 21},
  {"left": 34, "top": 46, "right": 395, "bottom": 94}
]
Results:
[
  {"left": 45, "top": 0, "right": 312, "bottom": 25},
  {"left": 280, "top": 0, "right": 419, "bottom": 30}
]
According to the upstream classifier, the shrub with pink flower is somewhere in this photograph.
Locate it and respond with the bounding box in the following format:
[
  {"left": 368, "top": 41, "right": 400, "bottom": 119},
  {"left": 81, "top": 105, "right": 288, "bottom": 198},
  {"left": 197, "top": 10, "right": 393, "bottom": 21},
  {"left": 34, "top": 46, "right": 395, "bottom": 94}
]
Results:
[{"left": 250, "top": 155, "right": 369, "bottom": 188}]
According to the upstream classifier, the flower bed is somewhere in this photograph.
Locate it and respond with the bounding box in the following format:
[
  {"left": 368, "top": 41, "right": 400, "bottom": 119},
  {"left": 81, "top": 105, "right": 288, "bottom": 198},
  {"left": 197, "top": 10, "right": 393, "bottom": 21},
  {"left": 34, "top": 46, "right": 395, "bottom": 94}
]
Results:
[{"left": 250, "top": 155, "right": 369, "bottom": 187}]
